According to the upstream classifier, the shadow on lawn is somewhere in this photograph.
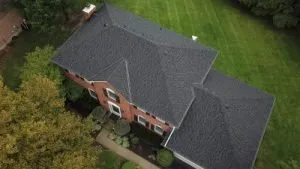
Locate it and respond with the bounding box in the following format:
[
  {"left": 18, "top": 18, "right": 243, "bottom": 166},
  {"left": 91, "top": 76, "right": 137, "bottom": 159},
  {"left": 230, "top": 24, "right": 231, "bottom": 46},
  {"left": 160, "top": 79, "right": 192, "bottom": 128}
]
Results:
[{"left": 1, "top": 28, "right": 71, "bottom": 90}]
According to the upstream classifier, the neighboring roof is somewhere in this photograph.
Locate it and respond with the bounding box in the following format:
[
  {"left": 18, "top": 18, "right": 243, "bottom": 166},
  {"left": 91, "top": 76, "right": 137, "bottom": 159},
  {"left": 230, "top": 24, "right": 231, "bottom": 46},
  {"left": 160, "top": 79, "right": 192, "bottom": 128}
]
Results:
[
  {"left": 0, "top": 9, "right": 22, "bottom": 49},
  {"left": 164, "top": 70, "right": 274, "bottom": 169},
  {"left": 53, "top": 4, "right": 217, "bottom": 127}
]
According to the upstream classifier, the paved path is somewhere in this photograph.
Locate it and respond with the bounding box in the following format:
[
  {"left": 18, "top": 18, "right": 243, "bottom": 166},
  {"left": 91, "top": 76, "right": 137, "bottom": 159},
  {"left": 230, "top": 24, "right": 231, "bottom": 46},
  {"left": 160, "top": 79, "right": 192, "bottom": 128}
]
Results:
[{"left": 96, "top": 129, "right": 160, "bottom": 169}]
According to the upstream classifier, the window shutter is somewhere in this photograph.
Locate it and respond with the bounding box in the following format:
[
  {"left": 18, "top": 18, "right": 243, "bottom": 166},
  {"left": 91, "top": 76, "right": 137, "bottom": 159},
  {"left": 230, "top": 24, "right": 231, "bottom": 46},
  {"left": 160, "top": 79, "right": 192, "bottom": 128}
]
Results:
[
  {"left": 103, "top": 89, "right": 108, "bottom": 97},
  {"left": 151, "top": 124, "right": 154, "bottom": 130},
  {"left": 134, "top": 115, "right": 137, "bottom": 121},
  {"left": 116, "top": 96, "right": 120, "bottom": 103}
]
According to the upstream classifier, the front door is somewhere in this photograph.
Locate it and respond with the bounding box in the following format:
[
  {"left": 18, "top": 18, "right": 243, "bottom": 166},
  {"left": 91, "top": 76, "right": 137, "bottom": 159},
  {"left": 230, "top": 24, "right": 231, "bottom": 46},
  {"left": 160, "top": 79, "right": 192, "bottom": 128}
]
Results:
[{"left": 107, "top": 101, "right": 122, "bottom": 118}]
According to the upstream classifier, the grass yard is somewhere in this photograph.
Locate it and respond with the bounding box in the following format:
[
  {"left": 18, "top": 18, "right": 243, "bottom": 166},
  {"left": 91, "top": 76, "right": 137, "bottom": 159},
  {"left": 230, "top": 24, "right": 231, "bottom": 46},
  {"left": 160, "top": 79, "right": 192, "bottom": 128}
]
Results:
[
  {"left": 107, "top": 0, "right": 300, "bottom": 168},
  {"left": 0, "top": 28, "right": 71, "bottom": 89}
]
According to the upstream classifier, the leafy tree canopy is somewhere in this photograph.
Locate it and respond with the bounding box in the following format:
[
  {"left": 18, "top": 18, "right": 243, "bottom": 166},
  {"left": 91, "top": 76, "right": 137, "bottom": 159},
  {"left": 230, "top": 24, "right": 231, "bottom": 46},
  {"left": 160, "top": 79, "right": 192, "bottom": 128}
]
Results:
[
  {"left": 0, "top": 76, "right": 100, "bottom": 169},
  {"left": 20, "top": 45, "right": 84, "bottom": 102},
  {"left": 11, "top": 0, "right": 102, "bottom": 31},
  {"left": 238, "top": 0, "right": 300, "bottom": 28}
]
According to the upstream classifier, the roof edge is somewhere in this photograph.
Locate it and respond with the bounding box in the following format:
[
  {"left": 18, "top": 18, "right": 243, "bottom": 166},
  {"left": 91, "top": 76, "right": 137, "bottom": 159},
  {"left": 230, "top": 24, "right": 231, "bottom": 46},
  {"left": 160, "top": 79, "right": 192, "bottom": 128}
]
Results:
[{"left": 249, "top": 96, "right": 276, "bottom": 169}]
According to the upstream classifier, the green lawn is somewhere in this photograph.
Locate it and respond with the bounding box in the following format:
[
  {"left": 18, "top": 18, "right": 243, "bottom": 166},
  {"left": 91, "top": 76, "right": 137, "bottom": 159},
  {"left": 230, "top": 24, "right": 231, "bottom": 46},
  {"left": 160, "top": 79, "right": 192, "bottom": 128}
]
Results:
[
  {"left": 107, "top": 0, "right": 300, "bottom": 168},
  {"left": 1, "top": 28, "right": 71, "bottom": 89}
]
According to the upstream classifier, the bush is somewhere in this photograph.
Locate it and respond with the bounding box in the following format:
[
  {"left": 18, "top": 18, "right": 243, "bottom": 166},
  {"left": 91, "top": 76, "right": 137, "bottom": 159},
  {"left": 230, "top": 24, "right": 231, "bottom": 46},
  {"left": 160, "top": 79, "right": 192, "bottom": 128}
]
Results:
[
  {"left": 114, "top": 119, "right": 131, "bottom": 136},
  {"left": 156, "top": 149, "right": 174, "bottom": 167},
  {"left": 121, "top": 161, "right": 140, "bottom": 169},
  {"left": 63, "top": 78, "right": 84, "bottom": 102},
  {"left": 115, "top": 136, "right": 122, "bottom": 145},
  {"left": 90, "top": 106, "right": 106, "bottom": 122},
  {"left": 108, "top": 132, "right": 117, "bottom": 140},
  {"left": 122, "top": 140, "right": 130, "bottom": 148},
  {"left": 130, "top": 137, "right": 139, "bottom": 146},
  {"left": 99, "top": 151, "right": 122, "bottom": 169}
]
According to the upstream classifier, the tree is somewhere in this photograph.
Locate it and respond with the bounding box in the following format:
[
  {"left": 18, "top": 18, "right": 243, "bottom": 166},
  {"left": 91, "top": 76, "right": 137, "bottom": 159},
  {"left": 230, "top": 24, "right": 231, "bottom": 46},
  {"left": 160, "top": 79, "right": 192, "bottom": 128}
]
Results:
[
  {"left": 63, "top": 78, "right": 85, "bottom": 102},
  {"left": 0, "top": 76, "right": 100, "bottom": 169},
  {"left": 237, "top": 0, "right": 300, "bottom": 28},
  {"left": 20, "top": 45, "right": 63, "bottom": 86},
  {"left": 20, "top": 45, "right": 84, "bottom": 101},
  {"left": 11, "top": 0, "right": 102, "bottom": 31}
]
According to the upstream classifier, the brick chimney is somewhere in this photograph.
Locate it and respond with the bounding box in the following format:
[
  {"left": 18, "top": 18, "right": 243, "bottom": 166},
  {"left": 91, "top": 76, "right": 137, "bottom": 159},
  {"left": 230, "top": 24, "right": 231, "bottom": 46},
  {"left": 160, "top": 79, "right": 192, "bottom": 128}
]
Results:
[{"left": 82, "top": 4, "right": 96, "bottom": 20}]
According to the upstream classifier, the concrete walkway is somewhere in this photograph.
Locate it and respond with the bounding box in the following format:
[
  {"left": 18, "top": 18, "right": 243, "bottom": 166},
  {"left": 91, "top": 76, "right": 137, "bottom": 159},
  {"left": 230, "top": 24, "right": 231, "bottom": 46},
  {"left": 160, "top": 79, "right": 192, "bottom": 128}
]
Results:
[{"left": 96, "top": 129, "right": 160, "bottom": 169}]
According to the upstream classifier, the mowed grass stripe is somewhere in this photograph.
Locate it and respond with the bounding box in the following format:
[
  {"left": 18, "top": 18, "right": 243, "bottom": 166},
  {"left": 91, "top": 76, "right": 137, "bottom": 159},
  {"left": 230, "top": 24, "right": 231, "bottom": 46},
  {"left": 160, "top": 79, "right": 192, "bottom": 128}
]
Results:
[{"left": 107, "top": 0, "right": 300, "bottom": 168}]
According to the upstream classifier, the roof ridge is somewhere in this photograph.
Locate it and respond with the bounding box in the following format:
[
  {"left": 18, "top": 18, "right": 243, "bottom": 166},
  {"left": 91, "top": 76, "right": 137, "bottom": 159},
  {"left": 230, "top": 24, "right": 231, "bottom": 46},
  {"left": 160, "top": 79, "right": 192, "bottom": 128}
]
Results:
[{"left": 88, "top": 58, "right": 124, "bottom": 80}]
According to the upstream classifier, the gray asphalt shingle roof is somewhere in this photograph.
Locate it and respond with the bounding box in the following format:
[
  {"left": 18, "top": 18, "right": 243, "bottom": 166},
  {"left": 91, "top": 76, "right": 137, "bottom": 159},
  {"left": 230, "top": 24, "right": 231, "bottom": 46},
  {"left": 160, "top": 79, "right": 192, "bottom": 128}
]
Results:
[
  {"left": 52, "top": 4, "right": 217, "bottom": 127},
  {"left": 165, "top": 70, "right": 274, "bottom": 169},
  {"left": 53, "top": 4, "right": 274, "bottom": 168}
]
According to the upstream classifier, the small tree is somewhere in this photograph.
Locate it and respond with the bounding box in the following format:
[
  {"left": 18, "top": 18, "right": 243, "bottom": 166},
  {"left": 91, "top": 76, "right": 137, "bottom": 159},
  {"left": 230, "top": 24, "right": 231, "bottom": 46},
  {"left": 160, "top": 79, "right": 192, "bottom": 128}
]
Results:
[
  {"left": 63, "top": 78, "right": 84, "bottom": 102},
  {"left": 156, "top": 149, "right": 174, "bottom": 168},
  {"left": 114, "top": 119, "right": 131, "bottom": 136}
]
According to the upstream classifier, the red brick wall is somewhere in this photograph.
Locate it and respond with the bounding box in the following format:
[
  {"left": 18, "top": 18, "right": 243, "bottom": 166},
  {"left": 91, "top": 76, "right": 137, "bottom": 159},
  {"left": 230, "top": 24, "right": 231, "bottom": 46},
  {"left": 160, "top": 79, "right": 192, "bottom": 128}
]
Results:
[{"left": 65, "top": 72, "right": 173, "bottom": 135}]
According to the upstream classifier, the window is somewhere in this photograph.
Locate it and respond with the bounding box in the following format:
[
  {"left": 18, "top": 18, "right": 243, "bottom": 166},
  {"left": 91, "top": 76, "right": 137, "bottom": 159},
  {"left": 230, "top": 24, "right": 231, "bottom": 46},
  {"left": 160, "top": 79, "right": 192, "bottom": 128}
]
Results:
[
  {"left": 88, "top": 89, "right": 97, "bottom": 99},
  {"left": 108, "top": 101, "right": 121, "bottom": 117},
  {"left": 137, "top": 115, "right": 148, "bottom": 126},
  {"left": 154, "top": 125, "right": 164, "bottom": 135},
  {"left": 106, "top": 88, "right": 118, "bottom": 101}
]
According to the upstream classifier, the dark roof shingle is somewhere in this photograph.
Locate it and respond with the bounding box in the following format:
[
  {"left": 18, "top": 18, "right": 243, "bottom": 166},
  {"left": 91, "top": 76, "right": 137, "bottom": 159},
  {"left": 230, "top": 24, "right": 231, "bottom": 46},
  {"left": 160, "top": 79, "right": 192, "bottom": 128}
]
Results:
[
  {"left": 52, "top": 4, "right": 217, "bottom": 127},
  {"left": 165, "top": 70, "right": 274, "bottom": 169}
]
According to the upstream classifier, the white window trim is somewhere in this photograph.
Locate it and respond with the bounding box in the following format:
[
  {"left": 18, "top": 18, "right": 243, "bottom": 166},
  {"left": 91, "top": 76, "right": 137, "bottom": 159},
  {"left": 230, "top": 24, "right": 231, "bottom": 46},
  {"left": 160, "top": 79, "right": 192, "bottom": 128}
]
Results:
[
  {"left": 154, "top": 125, "right": 164, "bottom": 135},
  {"left": 137, "top": 115, "right": 147, "bottom": 126},
  {"left": 84, "top": 78, "right": 92, "bottom": 84},
  {"left": 108, "top": 101, "right": 121, "bottom": 117},
  {"left": 88, "top": 89, "right": 97, "bottom": 99},
  {"left": 106, "top": 88, "right": 117, "bottom": 101}
]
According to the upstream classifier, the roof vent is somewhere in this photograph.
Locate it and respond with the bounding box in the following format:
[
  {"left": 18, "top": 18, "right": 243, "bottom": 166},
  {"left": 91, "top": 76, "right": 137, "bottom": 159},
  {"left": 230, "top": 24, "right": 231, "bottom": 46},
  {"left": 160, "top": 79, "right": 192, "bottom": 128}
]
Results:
[
  {"left": 224, "top": 104, "right": 229, "bottom": 109},
  {"left": 82, "top": 4, "right": 96, "bottom": 20},
  {"left": 160, "top": 27, "right": 162, "bottom": 30},
  {"left": 192, "top": 35, "right": 198, "bottom": 41},
  {"left": 104, "top": 23, "right": 108, "bottom": 27}
]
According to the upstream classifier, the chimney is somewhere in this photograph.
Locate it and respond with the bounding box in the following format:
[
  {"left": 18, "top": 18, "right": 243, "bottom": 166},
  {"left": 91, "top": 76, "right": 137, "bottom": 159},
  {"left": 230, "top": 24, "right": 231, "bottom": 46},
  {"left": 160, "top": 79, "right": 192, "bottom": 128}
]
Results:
[
  {"left": 82, "top": 4, "right": 96, "bottom": 20},
  {"left": 192, "top": 35, "right": 198, "bottom": 41}
]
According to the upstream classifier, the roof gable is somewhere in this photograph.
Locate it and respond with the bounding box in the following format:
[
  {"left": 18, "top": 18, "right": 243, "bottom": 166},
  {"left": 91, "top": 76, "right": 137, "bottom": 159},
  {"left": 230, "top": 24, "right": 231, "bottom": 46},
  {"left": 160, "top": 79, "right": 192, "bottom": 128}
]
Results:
[
  {"left": 165, "top": 70, "right": 274, "bottom": 169},
  {"left": 52, "top": 4, "right": 217, "bottom": 127}
]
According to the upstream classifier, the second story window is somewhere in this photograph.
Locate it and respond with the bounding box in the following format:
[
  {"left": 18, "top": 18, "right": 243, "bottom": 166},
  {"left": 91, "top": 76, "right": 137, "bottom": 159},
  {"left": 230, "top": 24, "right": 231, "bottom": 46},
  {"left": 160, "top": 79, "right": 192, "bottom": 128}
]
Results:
[
  {"left": 137, "top": 115, "right": 149, "bottom": 127},
  {"left": 103, "top": 88, "right": 120, "bottom": 103},
  {"left": 154, "top": 125, "right": 164, "bottom": 135}
]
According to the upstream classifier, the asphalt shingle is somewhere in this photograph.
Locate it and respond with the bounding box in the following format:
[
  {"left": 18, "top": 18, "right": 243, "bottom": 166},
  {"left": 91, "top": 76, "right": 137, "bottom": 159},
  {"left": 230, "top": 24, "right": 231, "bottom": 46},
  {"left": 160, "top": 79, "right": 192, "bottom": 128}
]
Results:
[
  {"left": 52, "top": 4, "right": 217, "bottom": 127},
  {"left": 165, "top": 70, "right": 274, "bottom": 169}
]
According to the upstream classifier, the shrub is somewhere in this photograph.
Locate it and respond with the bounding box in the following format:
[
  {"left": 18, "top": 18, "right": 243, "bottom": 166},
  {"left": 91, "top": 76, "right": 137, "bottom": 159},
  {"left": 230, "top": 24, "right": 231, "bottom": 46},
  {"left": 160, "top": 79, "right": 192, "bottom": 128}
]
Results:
[
  {"left": 115, "top": 136, "right": 122, "bottom": 145},
  {"left": 93, "top": 124, "right": 102, "bottom": 131},
  {"left": 90, "top": 106, "right": 106, "bottom": 122},
  {"left": 156, "top": 149, "right": 174, "bottom": 167},
  {"left": 122, "top": 140, "right": 130, "bottom": 148},
  {"left": 108, "top": 132, "right": 117, "bottom": 140},
  {"left": 114, "top": 119, "right": 131, "bottom": 136},
  {"left": 122, "top": 136, "right": 129, "bottom": 142},
  {"left": 121, "top": 161, "right": 141, "bottom": 169},
  {"left": 130, "top": 137, "right": 139, "bottom": 146}
]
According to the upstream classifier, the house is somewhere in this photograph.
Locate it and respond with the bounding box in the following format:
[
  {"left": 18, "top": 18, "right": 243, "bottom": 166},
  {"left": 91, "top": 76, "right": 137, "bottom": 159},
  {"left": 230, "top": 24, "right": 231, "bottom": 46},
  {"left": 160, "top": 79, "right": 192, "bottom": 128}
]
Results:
[
  {"left": 52, "top": 4, "right": 275, "bottom": 169},
  {"left": 0, "top": 9, "right": 23, "bottom": 50}
]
